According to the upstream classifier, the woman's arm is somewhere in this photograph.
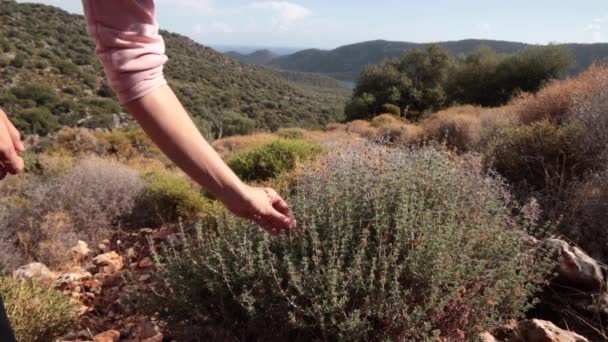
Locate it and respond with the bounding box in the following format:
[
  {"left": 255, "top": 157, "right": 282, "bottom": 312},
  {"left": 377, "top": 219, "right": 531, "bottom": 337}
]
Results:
[
  {"left": 82, "top": 0, "right": 295, "bottom": 234},
  {"left": 127, "top": 85, "right": 296, "bottom": 234}
]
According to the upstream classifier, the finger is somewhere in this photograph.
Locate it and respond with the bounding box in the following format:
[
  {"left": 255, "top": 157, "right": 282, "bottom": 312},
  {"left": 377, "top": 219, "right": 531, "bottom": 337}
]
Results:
[
  {"left": 265, "top": 188, "right": 294, "bottom": 218},
  {"left": 264, "top": 208, "right": 294, "bottom": 233},
  {"left": 253, "top": 216, "right": 279, "bottom": 236},
  {"left": 2, "top": 116, "right": 24, "bottom": 153},
  {"left": 0, "top": 147, "right": 24, "bottom": 175},
  {"left": 0, "top": 165, "right": 7, "bottom": 181}
]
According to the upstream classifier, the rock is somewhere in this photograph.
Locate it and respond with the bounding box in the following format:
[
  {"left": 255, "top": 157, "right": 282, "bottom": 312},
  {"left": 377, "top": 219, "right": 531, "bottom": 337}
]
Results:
[
  {"left": 542, "top": 239, "right": 606, "bottom": 292},
  {"left": 126, "top": 247, "right": 138, "bottom": 261},
  {"left": 55, "top": 268, "right": 93, "bottom": 288},
  {"left": 137, "top": 257, "right": 154, "bottom": 268},
  {"left": 138, "top": 274, "right": 151, "bottom": 282},
  {"left": 93, "top": 251, "right": 124, "bottom": 274},
  {"left": 70, "top": 240, "right": 91, "bottom": 264},
  {"left": 13, "top": 262, "right": 56, "bottom": 285},
  {"left": 139, "top": 228, "right": 154, "bottom": 235},
  {"left": 480, "top": 332, "right": 498, "bottom": 342},
  {"left": 512, "top": 319, "right": 589, "bottom": 342},
  {"left": 141, "top": 333, "right": 163, "bottom": 342},
  {"left": 93, "top": 330, "right": 120, "bottom": 342},
  {"left": 98, "top": 243, "right": 109, "bottom": 253}
]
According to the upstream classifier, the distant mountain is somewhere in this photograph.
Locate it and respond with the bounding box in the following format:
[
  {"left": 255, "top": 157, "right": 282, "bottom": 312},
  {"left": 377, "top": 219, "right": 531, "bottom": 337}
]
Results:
[
  {"left": 267, "top": 39, "right": 608, "bottom": 82},
  {"left": 212, "top": 45, "right": 305, "bottom": 55},
  {"left": 0, "top": 1, "right": 350, "bottom": 136},
  {"left": 225, "top": 49, "right": 281, "bottom": 65}
]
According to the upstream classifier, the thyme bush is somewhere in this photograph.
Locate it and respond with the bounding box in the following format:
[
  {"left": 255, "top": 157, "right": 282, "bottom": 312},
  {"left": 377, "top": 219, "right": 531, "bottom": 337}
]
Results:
[{"left": 157, "top": 143, "right": 550, "bottom": 341}]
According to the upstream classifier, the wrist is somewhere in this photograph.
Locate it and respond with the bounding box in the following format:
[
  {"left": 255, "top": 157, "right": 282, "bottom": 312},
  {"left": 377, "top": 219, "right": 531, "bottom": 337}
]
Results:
[{"left": 217, "top": 178, "right": 250, "bottom": 210}]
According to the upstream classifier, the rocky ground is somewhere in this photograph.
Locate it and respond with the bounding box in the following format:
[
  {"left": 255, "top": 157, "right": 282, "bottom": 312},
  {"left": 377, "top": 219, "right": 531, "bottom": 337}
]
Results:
[
  {"left": 11, "top": 226, "right": 608, "bottom": 342},
  {"left": 13, "top": 225, "right": 182, "bottom": 342}
]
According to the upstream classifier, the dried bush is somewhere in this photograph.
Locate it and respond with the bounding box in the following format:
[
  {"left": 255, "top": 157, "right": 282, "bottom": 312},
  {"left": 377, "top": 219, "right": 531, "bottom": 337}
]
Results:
[
  {"left": 567, "top": 78, "right": 608, "bottom": 172},
  {"left": 420, "top": 106, "right": 483, "bottom": 151},
  {"left": 157, "top": 143, "right": 549, "bottom": 341},
  {"left": 276, "top": 128, "right": 306, "bottom": 140},
  {"left": 345, "top": 119, "right": 378, "bottom": 138},
  {"left": 513, "top": 63, "right": 608, "bottom": 125},
  {"left": 0, "top": 277, "right": 77, "bottom": 341},
  {"left": 562, "top": 170, "right": 608, "bottom": 262},
  {"left": 9, "top": 157, "right": 144, "bottom": 266},
  {"left": 324, "top": 122, "right": 346, "bottom": 131},
  {"left": 212, "top": 133, "right": 276, "bottom": 159},
  {"left": 373, "top": 113, "right": 406, "bottom": 128},
  {"left": 381, "top": 103, "right": 401, "bottom": 116}
]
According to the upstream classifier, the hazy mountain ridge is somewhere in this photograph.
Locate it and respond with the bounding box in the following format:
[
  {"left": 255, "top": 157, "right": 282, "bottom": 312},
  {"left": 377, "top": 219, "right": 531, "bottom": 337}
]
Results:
[
  {"left": 225, "top": 49, "right": 281, "bottom": 65},
  {"left": 249, "top": 39, "right": 608, "bottom": 81}
]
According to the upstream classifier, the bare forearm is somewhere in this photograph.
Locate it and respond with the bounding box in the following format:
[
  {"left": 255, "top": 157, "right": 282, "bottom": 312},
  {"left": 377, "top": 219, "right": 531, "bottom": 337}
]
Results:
[{"left": 126, "top": 85, "right": 246, "bottom": 204}]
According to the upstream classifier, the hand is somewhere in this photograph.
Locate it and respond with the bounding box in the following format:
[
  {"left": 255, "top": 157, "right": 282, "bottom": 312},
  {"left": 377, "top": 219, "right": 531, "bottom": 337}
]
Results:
[
  {"left": 227, "top": 185, "right": 296, "bottom": 236},
  {"left": 0, "top": 108, "right": 25, "bottom": 180}
]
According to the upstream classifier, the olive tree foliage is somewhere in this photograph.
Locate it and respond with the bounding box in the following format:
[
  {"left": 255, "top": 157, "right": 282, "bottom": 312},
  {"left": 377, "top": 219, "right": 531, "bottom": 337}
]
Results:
[
  {"left": 447, "top": 45, "right": 574, "bottom": 107},
  {"left": 346, "top": 44, "right": 454, "bottom": 120},
  {"left": 346, "top": 44, "right": 573, "bottom": 120}
]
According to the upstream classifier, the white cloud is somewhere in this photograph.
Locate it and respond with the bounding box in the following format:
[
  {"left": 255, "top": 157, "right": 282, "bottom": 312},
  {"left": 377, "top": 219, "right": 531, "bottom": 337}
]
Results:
[
  {"left": 585, "top": 15, "right": 606, "bottom": 43},
  {"left": 251, "top": 1, "right": 312, "bottom": 32},
  {"left": 194, "top": 21, "right": 234, "bottom": 34},
  {"left": 476, "top": 22, "right": 492, "bottom": 36}
]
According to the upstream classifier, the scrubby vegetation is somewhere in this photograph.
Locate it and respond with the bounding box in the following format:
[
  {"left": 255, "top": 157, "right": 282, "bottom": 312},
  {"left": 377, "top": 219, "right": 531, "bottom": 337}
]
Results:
[
  {"left": 0, "top": 277, "right": 77, "bottom": 341},
  {"left": 157, "top": 143, "right": 550, "bottom": 340},
  {"left": 0, "top": 1, "right": 349, "bottom": 137},
  {"left": 1, "top": 1, "right": 608, "bottom": 340}
]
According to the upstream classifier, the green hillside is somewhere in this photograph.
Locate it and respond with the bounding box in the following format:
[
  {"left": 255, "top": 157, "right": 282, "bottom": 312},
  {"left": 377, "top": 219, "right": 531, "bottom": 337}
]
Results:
[
  {"left": 0, "top": 1, "right": 349, "bottom": 137},
  {"left": 225, "top": 49, "right": 280, "bottom": 65},
  {"left": 269, "top": 39, "right": 608, "bottom": 81}
]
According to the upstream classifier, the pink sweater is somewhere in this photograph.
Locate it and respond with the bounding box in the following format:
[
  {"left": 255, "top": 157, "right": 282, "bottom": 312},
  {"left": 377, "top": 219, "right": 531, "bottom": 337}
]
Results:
[{"left": 82, "top": 0, "right": 168, "bottom": 105}]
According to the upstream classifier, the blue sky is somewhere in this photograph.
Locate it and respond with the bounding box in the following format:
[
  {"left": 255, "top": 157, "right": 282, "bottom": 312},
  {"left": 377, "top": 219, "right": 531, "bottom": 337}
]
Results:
[{"left": 17, "top": 0, "right": 608, "bottom": 49}]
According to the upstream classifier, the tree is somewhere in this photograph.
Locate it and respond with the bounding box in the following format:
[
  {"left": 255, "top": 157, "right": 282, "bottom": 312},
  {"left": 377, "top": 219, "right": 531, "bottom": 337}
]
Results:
[
  {"left": 446, "top": 45, "right": 502, "bottom": 106},
  {"left": 400, "top": 44, "right": 454, "bottom": 112},
  {"left": 347, "top": 61, "right": 411, "bottom": 119}
]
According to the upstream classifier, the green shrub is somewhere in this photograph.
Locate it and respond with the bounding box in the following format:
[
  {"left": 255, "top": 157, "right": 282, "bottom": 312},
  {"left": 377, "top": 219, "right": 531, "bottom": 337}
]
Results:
[
  {"left": 13, "top": 107, "right": 60, "bottom": 136},
  {"left": 483, "top": 121, "right": 584, "bottom": 200},
  {"left": 10, "top": 83, "right": 57, "bottom": 106},
  {"left": 137, "top": 170, "right": 215, "bottom": 224},
  {"left": 157, "top": 143, "right": 550, "bottom": 341},
  {"left": 10, "top": 52, "right": 27, "bottom": 68},
  {"left": 276, "top": 127, "right": 306, "bottom": 140},
  {"left": 227, "top": 139, "right": 323, "bottom": 182},
  {"left": 0, "top": 277, "right": 77, "bottom": 341}
]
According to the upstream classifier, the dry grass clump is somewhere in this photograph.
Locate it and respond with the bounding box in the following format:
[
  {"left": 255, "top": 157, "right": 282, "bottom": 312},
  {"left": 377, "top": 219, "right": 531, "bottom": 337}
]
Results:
[
  {"left": 324, "top": 122, "right": 346, "bottom": 131},
  {"left": 370, "top": 113, "right": 402, "bottom": 127},
  {"left": 419, "top": 105, "right": 484, "bottom": 151},
  {"left": 345, "top": 119, "right": 378, "bottom": 139},
  {"left": 212, "top": 133, "right": 276, "bottom": 159},
  {"left": 513, "top": 63, "right": 608, "bottom": 125},
  {"left": 1, "top": 277, "right": 77, "bottom": 341}
]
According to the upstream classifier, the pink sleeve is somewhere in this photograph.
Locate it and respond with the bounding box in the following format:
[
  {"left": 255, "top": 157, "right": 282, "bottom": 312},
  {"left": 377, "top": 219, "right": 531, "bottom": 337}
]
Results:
[{"left": 82, "top": 0, "right": 168, "bottom": 105}]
